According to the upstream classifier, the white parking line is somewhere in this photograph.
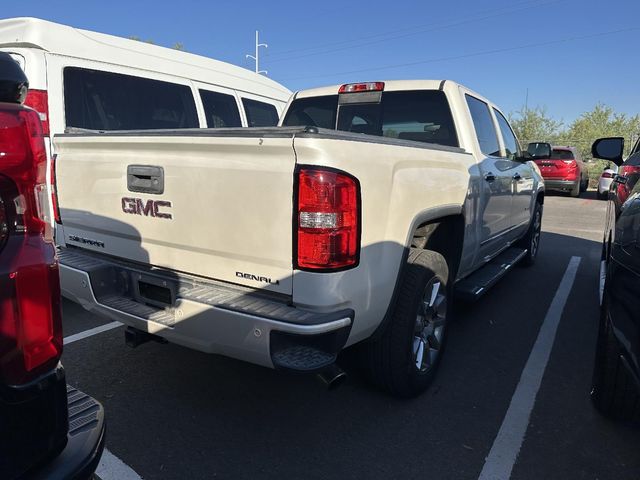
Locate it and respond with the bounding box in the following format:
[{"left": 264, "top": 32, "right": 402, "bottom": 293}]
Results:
[
  {"left": 63, "top": 321, "right": 122, "bottom": 345},
  {"left": 478, "top": 256, "right": 581, "bottom": 480},
  {"left": 63, "top": 325, "right": 142, "bottom": 478},
  {"left": 96, "top": 448, "right": 143, "bottom": 480}
]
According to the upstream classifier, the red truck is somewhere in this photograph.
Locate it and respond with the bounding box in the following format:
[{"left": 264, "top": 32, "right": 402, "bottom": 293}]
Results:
[{"left": 0, "top": 52, "right": 105, "bottom": 480}]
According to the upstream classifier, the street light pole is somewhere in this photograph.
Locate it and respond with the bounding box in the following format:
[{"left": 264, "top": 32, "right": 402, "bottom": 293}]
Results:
[{"left": 246, "top": 30, "right": 268, "bottom": 75}]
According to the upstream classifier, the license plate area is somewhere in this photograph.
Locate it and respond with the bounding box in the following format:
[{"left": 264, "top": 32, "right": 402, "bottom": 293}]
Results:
[{"left": 133, "top": 273, "right": 176, "bottom": 309}]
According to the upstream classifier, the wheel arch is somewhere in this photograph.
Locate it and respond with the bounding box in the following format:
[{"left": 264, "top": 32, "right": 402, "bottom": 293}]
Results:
[{"left": 370, "top": 206, "right": 465, "bottom": 340}]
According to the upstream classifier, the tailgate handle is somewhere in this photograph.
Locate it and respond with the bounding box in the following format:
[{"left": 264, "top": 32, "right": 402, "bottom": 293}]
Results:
[{"left": 127, "top": 165, "right": 164, "bottom": 194}]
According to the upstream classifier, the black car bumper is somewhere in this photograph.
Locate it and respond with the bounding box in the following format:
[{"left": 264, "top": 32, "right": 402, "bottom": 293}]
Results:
[
  {"left": 31, "top": 385, "right": 106, "bottom": 480},
  {"left": 543, "top": 179, "right": 579, "bottom": 192}
]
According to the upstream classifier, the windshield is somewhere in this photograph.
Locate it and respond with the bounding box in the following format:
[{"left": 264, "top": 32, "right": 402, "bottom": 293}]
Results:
[{"left": 283, "top": 90, "right": 459, "bottom": 147}]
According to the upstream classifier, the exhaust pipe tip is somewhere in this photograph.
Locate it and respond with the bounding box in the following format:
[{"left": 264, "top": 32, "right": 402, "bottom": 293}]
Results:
[
  {"left": 316, "top": 364, "right": 347, "bottom": 390},
  {"left": 125, "top": 326, "right": 167, "bottom": 348}
]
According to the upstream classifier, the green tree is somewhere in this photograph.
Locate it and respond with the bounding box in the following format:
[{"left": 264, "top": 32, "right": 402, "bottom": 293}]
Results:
[
  {"left": 561, "top": 104, "right": 640, "bottom": 160},
  {"left": 127, "top": 35, "right": 155, "bottom": 45},
  {"left": 509, "top": 106, "right": 563, "bottom": 145},
  {"left": 128, "top": 36, "right": 185, "bottom": 51}
]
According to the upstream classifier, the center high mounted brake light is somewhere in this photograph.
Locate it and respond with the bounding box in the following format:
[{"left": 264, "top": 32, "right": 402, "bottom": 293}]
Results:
[
  {"left": 338, "top": 82, "right": 385, "bottom": 94},
  {"left": 295, "top": 167, "right": 360, "bottom": 271}
]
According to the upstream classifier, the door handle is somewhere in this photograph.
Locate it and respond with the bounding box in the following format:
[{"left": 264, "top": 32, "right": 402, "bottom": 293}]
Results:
[
  {"left": 484, "top": 172, "right": 496, "bottom": 182},
  {"left": 512, "top": 173, "right": 522, "bottom": 181},
  {"left": 127, "top": 165, "right": 164, "bottom": 194}
]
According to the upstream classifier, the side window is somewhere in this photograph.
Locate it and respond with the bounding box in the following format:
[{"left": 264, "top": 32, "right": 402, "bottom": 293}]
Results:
[
  {"left": 494, "top": 109, "right": 520, "bottom": 160},
  {"left": 466, "top": 95, "right": 500, "bottom": 157},
  {"left": 242, "top": 98, "right": 279, "bottom": 127},
  {"left": 64, "top": 67, "right": 199, "bottom": 130},
  {"left": 199, "top": 90, "right": 242, "bottom": 128}
]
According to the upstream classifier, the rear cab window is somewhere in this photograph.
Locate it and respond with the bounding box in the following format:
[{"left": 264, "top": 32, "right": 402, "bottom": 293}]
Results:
[
  {"left": 64, "top": 67, "right": 199, "bottom": 130},
  {"left": 199, "top": 89, "right": 242, "bottom": 128},
  {"left": 283, "top": 89, "right": 459, "bottom": 148},
  {"left": 242, "top": 98, "right": 279, "bottom": 127},
  {"left": 465, "top": 95, "right": 500, "bottom": 157},
  {"left": 281, "top": 95, "right": 337, "bottom": 129}
]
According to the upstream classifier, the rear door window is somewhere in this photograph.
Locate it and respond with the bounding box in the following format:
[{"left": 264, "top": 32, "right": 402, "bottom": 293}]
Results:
[
  {"left": 493, "top": 109, "right": 520, "bottom": 160},
  {"left": 466, "top": 95, "right": 500, "bottom": 157},
  {"left": 200, "top": 90, "right": 242, "bottom": 128},
  {"left": 64, "top": 67, "right": 199, "bottom": 130},
  {"left": 242, "top": 98, "right": 279, "bottom": 127}
]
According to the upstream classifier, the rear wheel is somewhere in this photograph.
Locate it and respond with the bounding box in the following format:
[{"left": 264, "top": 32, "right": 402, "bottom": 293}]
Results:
[
  {"left": 517, "top": 201, "right": 542, "bottom": 266},
  {"left": 363, "top": 249, "right": 449, "bottom": 397},
  {"left": 570, "top": 180, "right": 581, "bottom": 197},
  {"left": 597, "top": 189, "right": 608, "bottom": 201},
  {"left": 580, "top": 176, "right": 589, "bottom": 192},
  {"left": 591, "top": 293, "right": 640, "bottom": 422}
]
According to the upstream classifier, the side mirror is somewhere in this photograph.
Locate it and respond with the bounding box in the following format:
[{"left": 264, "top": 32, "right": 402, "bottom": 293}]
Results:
[
  {"left": 526, "top": 142, "right": 552, "bottom": 160},
  {"left": 592, "top": 137, "right": 625, "bottom": 166}
]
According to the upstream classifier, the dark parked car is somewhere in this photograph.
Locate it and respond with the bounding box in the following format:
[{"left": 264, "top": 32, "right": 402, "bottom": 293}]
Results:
[
  {"left": 0, "top": 52, "right": 105, "bottom": 478},
  {"left": 591, "top": 137, "right": 640, "bottom": 422}
]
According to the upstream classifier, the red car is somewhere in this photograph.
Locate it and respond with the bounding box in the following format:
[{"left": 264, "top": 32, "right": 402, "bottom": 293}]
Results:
[
  {"left": 534, "top": 146, "right": 589, "bottom": 197},
  {"left": 610, "top": 139, "right": 640, "bottom": 215}
]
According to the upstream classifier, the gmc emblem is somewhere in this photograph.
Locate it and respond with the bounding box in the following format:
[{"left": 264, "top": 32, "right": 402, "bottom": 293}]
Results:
[{"left": 121, "top": 197, "right": 173, "bottom": 220}]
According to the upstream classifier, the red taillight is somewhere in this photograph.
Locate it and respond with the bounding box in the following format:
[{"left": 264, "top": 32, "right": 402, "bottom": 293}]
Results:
[
  {"left": 0, "top": 105, "right": 61, "bottom": 385},
  {"left": 23, "top": 89, "right": 49, "bottom": 136},
  {"left": 338, "top": 82, "right": 385, "bottom": 94},
  {"left": 295, "top": 167, "right": 360, "bottom": 270},
  {"left": 601, "top": 171, "right": 615, "bottom": 179}
]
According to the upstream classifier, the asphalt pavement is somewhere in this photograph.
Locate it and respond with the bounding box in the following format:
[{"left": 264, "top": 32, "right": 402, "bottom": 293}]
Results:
[{"left": 61, "top": 191, "right": 640, "bottom": 480}]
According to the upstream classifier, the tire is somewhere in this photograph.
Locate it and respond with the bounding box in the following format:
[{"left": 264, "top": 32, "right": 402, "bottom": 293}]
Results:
[
  {"left": 570, "top": 180, "right": 581, "bottom": 197},
  {"left": 517, "top": 201, "right": 542, "bottom": 266},
  {"left": 580, "top": 177, "right": 588, "bottom": 192},
  {"left": 597, "top": 190, "right": 608, "bottom": 201},
  {"left": 363, "top": 249, "right": 450, "bottom": 398},
  {"left": 591, "top": 294, "right": 640, "bottom": 422}
]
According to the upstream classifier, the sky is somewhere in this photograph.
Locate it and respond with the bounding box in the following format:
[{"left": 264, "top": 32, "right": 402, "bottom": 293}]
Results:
[{"left": 3, "top": 0, "right": 639, "bottom": 123}]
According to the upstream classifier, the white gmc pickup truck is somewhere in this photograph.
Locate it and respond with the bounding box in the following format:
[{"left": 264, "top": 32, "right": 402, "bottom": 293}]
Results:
[{"left": 54, "top": 80, "right": 548, "bottom": 397}]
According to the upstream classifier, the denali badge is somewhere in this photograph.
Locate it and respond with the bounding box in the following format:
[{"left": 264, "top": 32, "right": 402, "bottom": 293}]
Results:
[
  {"left": 68, "top": 235, "right": 105, "bottom": 248},
  {"left": 236, "top": 271, "right": 280, "bottom": 285},
  {"left": 122, "top": 197, "right": 172, "bottom": 220}
]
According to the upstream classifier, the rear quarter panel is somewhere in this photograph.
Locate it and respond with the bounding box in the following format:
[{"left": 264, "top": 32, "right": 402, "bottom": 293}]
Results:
[{"left": 291, "top": 135, "right": 474, "bottom": 343}]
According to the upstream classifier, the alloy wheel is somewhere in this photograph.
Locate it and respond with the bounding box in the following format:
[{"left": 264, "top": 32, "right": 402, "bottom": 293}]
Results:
[{"left": 413, "top": 278, "right": 447, "bottom": 372}]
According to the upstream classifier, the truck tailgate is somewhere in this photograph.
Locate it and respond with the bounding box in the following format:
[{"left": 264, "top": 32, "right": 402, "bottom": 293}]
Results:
[{"left": 54, "top": 130, "right": 296, "bottom": 294}]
